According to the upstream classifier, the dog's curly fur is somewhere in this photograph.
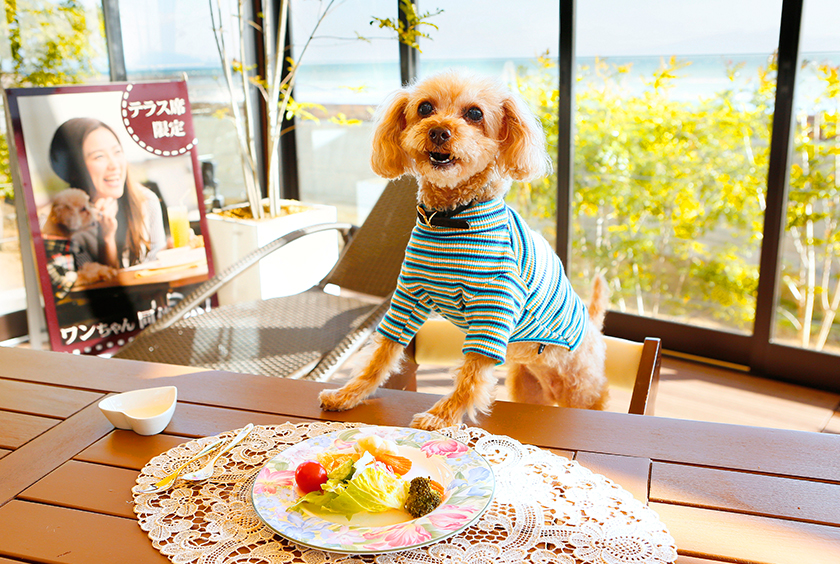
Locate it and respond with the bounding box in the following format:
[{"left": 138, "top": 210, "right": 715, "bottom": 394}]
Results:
[
  {"left": 319, "top": 70, "right": 609, "bottom": 430},
  {"left": 43, "top": 188, "right": 98, "bottom": 239}
]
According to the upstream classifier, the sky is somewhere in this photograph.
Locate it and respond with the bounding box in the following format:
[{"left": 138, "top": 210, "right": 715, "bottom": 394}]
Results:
[
  {"left": 113, "top": 0, "right": 839, "bottom": 72},
  {"left": 295, "top": 0, "right": 838, "bottom": 63}
]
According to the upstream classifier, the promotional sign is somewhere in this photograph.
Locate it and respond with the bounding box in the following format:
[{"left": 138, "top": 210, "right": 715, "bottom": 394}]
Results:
[{"left": 4, "top": 81, "right": 214, "bottom": 354}]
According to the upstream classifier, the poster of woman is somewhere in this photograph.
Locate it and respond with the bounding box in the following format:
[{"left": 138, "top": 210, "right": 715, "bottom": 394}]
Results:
[{"left": 4, "top": 81, "right": 214, "bottom": 354}]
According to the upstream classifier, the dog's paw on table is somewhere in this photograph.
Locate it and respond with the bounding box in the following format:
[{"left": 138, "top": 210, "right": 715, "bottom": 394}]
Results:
[
  {"left": 410, "top": 411, "right": 454, "bottom": 431},
  {"left": 318, "top": 388, "right": 362, "bottom": 412}
]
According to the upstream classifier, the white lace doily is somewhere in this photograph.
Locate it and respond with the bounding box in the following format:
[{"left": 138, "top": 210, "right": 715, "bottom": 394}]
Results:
[{"left": 133, "top": 423, "right": 677, "bottom": 563}]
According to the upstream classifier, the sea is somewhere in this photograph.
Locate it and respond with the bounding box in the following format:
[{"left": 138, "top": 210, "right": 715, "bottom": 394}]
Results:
[{"left": 130, "top": 52, "right": 840, "bottom": 112}]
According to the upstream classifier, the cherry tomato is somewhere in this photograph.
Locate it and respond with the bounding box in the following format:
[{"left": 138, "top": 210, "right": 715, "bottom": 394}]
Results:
[{"left": 295, "top": 461, "right": 328, "bottom": 493}]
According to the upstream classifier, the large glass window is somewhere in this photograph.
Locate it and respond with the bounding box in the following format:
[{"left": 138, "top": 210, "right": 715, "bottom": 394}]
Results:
[
  {"left": 0, "top": 0, "right": 834, "bottom": 385},
  {"left": 572, "top": 0, "right": 783, "bottom": 335},
  {"left": 1, "top": 0, "right": 108, "bottom": 330},
  {"left": 290, "top": 0, "right": 400, "bottom": 224},
  {"left": 119, "top": 0, "right": 245, "bottom": 209},
  {"left": 774, "top": 0, "right": 840, "bottom": 353},
  {"left": 419, "top": 0, "right": 560, "bottom": 243}
]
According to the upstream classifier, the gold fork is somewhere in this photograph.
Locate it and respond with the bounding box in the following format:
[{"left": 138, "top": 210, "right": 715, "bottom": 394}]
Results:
[
  {"left": 181, "top": 423, "right": 254, "bottom": 481},
  {"left": 137, "top": 437, "right": 225, "bottom": 494}
]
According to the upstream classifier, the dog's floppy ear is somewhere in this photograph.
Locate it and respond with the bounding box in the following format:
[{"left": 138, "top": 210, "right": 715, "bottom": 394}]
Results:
[
  {"left": 50, "top": 202, "right": 70, "bottom": 221},
  {"left": 497, "top": 94, "right": 551, "bottom": 181},
  {"left": 371, "top": 89, "right": 411, "bottom": 178}
]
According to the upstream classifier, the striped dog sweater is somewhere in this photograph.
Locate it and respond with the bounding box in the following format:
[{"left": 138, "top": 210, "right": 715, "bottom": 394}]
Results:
[{"left": 377, "top": 198, "right": 588, "bottom": 364}]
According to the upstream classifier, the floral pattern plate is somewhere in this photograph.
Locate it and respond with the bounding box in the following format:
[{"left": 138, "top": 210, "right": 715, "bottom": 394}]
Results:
[{"left": 251, "top": 426, "right": 495, "bottom": 554}]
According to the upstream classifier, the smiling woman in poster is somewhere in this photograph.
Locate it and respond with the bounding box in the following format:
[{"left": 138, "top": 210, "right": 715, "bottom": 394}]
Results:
[{"left": 49, "top": 117, "right": 166, "bottom": 269}]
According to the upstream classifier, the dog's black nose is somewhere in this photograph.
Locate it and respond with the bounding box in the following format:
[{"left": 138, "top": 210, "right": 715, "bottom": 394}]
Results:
[{"left": 428, "top": 127, "right": 451, "bottom": 146}]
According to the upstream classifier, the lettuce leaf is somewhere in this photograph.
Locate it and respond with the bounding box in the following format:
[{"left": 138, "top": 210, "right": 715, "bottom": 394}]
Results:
[
  {"left": 290, "top": 465, "right": 409, "bottom": 519},
  {"left": 329, "top": 458, "right": 355, "bottom": 483}
]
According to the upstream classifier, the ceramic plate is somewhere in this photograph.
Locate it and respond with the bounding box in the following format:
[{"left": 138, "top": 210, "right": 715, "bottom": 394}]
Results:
[{"left": 251, "top": 426, "right": 495, "bottom": 554}]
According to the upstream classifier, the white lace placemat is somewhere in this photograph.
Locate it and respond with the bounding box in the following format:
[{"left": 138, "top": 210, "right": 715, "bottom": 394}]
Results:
[{"left": 133, "top": 422, "right": 677, "bottom": 563}]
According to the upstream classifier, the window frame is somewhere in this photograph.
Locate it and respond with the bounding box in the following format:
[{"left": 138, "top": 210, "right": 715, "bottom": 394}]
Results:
[
  {"left": 3, "top": 0, "right": 836, "bottom": 394},
  {"left": 555, "top": 0, "right": 838, "bottom": 391}
]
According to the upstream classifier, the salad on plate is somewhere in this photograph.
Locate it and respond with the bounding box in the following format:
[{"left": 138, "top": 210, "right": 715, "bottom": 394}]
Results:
[
  {"left": 251, "top": 426, "right": 495, "bottom": 554},
  {"left": 289, "top": 434, "right": 446, "bottom": 519}
]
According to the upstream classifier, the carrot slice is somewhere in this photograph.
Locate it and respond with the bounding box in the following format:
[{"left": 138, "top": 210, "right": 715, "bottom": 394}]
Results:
[{"left": 377, "top": 453, "right": 412, "bottom": 475}]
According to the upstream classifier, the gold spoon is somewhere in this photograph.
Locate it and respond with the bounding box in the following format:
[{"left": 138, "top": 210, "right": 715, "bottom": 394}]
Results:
[
  {"left": 137, "top": 437, "right": 225, "bottom": 494},
  {"left": 181, "top": 423, "right": 254, "bottom": 481}
]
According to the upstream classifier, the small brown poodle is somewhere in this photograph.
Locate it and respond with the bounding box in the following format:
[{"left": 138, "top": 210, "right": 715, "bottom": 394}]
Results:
[
  {"left": 43, "top": 188, "right": 98, "bottom": 238},
  {"left": 319, "top": 70, "right": 609, "bottom": 430},
  {"left": 43, "top": 188, "right": 117, "bottom": 291}
]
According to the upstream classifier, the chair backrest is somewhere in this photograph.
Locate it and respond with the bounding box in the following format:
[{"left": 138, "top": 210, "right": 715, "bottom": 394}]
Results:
[
  {"left": 604, "top": 335, "right": 661, "bottom": 416},
  {"left": 414, "top": 317, "right": 465, "bottom": 365},
  {"left": 324, "top": 176, "right": 418, "bottom": 298},
  {"left": 413, "top": 318, "right": 661, "bottom": 415}
]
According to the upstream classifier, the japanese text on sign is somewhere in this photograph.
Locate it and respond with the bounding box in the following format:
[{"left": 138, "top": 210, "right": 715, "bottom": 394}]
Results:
[
  {"left": 152, "top": 120, "right": 186, "bottom": 139},
  {"left": 60, "top": 318, "right": 137, "bottom": 345},
  {"left": 126, "top": 97, "right": 188, "bottom": 140},
  {"left": 127, "top": 98, "right": 187, "bottom": 118}
]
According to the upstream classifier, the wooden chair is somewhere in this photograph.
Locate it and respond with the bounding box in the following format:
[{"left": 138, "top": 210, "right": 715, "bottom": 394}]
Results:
[
  {"left": 603, "top": 335, "right": 661, "bottom": 415},
  {"left": 114, "top": 177, "right": 419, "bottom": 385},
  {"left": 409, "top": 318, "right": 662, "bottom": 415}
]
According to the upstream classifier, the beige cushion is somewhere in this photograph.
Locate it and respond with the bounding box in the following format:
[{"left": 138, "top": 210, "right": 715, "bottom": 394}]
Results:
[
  {"left": 603, "top": 335, "right": 643, "bottom": 391},
  {"left": 415, "top": 318, "right": 466, "bottom": 365},
  {"left": 413, "top": 319, "right": 647, "bottom": 414},
  {"left": 416, "top": 320, "right": 643, "bottom": 389}
]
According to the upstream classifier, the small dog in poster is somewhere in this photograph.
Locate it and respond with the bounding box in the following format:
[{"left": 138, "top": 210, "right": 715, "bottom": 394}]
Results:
[{"left": 42, "top": 188, "right": 117, "bottom": 297}]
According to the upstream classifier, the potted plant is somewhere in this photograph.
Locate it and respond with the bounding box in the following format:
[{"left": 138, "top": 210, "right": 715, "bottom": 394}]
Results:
[
  {"left": 204, "top": 0, "right": 344, "bottom": 303},
  {"left": 208, "top": 0, "right": 440, "bottom": 217},
  {"left": 203, "top": 0, "right": 441, "bottom": 303}
]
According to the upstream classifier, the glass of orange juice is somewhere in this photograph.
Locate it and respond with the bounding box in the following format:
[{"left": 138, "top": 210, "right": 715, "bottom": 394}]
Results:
[{"left": 167, "top": 205, "right": 190, "bottom": 248}]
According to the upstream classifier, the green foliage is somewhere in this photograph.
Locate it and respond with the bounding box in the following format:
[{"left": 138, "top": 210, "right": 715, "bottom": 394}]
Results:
[
  {"left": 778, "top": 60, "right": 840, "bottom": 349},
  {"left": 0, "top": 140, "right": 12, "bottom": 200},
  {"left": 211, "top": 0, "right": 373, "bottom": 218},
  {"left": 507, "top": 53, "right": 559, "bottom": 241},
  {"left": 1, "top": 0, "right": 103, "bottom": 200},
  {"left": 510, "top": 52, "right": 840, "bottom": 349},
  {"left": 4, "top": 0, "right": 101, "bottom": 85},
  {"left": 369, "top": 0, "right": 443, "bottom": 53}
]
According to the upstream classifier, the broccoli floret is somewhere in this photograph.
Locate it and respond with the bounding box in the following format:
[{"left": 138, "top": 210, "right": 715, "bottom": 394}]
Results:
[{"left": 404, "top": 477, "right": 442, "bottom": 518}]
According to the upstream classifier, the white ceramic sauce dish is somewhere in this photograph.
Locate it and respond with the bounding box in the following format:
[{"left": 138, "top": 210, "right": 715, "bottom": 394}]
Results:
[{"left": 98, "top": 386, "right": 177, "bottom": 435}]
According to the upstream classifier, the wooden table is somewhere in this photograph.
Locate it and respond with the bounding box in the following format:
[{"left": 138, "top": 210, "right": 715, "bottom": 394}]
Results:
[
  {"left": 0, "top": 346, "right": 838, "bottom": 564},
  {"left": 70, "top": 258, "right": 209, "bottom": 292}
]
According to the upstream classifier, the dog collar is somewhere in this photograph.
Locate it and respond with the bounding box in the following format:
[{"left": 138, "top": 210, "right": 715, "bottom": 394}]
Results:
[{"left": 416, "top": 201, "right": 473, "bottom": 229}]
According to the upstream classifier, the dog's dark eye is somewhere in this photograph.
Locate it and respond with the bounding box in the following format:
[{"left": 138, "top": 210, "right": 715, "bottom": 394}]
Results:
[
  {"left": 465, "top": 107, "right": 483, "bottom": 121},
  {"left": 418, "top": 101, "right": 433, "bottom": 116}
]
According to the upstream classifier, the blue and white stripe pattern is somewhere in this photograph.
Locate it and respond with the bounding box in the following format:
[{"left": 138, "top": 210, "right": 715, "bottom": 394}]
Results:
[{"left": 377, "top": 198, "right": 588, "bottom": 365}]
